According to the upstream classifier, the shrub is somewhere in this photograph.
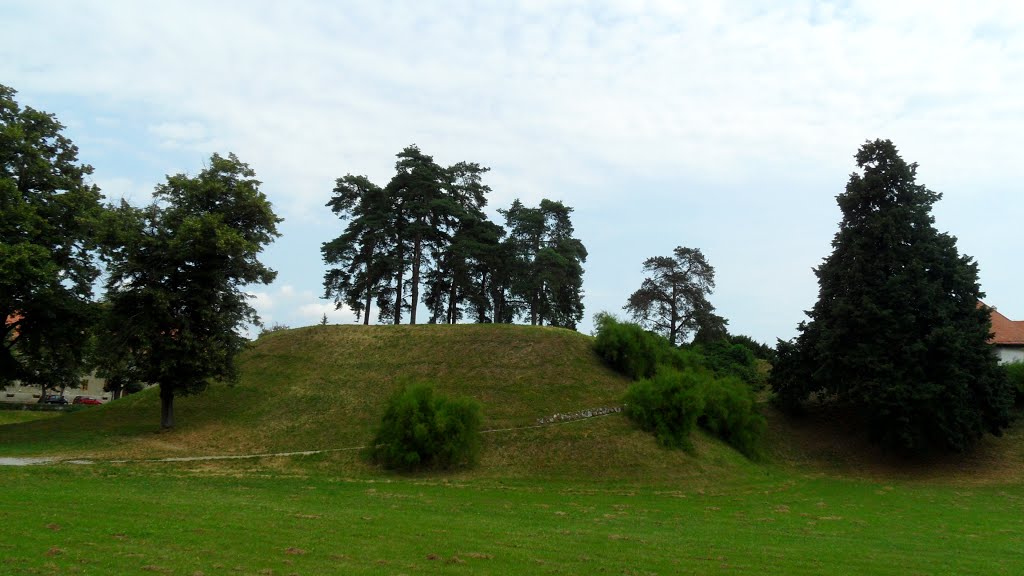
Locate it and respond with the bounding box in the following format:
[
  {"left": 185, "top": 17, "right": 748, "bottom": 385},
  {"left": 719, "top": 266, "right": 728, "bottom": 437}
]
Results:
[
  {"left": 698, "top": 375, "right": 767, "bottom": 459},
  {"left": 727, "top": 334, "right": 777, "bottom": 364},
  {"left": 693, "top": 338, "right": 765, "bottom": 389},
  {"left": 594, "top": 313, "right": 688, "bottom": 379},
  {"left": 624, "top": 369, "right": 705, "bottom": 450},
  {"left": 1005, "top": 361, "right": 1024, "bottom": 407},
  {"left": 598, "top": 313, "right": 767, "bottom": 458},
  {"left": 367, "top": 383, "right": 482, "bottom": 471}
]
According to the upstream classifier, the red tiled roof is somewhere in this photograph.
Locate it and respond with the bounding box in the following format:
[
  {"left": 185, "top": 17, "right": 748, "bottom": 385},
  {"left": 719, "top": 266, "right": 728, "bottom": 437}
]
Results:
[{"left": 988, "top": 307, "right": 1024, "bottom": 346}]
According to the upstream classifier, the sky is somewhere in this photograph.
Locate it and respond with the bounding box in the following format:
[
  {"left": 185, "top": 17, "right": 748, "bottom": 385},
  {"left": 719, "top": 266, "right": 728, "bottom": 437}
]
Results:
[{"left": 3, "top": 0, "right": 1022, "bottom": 344}]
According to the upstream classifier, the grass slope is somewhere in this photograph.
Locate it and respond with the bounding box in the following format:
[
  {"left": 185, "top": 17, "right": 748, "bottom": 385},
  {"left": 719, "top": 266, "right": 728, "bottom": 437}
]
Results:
[
  {"left": 1, "top": 324, "right": 755, "bottom": 480},
  {"left": 4, "top": 325, "right": 1024, "bottom": 574}
]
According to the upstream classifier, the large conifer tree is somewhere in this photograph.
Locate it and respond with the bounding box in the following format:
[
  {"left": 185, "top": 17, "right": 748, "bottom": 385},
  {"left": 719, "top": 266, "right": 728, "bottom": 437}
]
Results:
[{"left": 771, "top": 139, "right": 1011, "bottom": 453}]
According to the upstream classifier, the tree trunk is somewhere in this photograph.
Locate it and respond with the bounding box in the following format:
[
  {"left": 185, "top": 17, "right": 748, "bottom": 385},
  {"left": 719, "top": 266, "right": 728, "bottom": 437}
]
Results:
[
  {"left": 447, "top": 283, "right": 458, "bottom": 324},
  {"left": 410, "top": 237, "right": 421, "bottom": 325},
  {"left": 363, "top": 290, "right": 371, "bottom": 325},
  {"left": 363, "top": 259, "right": 372, "bottom": 325},
  {"left": 393, "top": 241, "right": 404, "bottom": 324},
  {"left": 363, "top": 253, "right": 373, "bottom": 325},
  {"left": 477, "top": 273, "right": 489, "bottom": 323},
  {"left": 530, "top": 290, "right": 538, "bottom": 326},
  {"left": 669, "top": 285, "right": 678, "bottom": 346},
  {"left": 160, "top": 384, "right": 175, "bottom": 430}
]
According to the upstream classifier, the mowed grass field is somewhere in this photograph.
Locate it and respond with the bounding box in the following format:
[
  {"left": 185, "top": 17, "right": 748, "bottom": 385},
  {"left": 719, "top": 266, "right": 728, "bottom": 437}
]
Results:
[
  {"left": 2, "top": 324, "right": 1024, "bottom": 574},
  {"left": 3, "top": 458, "right": 1024, "bottom": 575}
]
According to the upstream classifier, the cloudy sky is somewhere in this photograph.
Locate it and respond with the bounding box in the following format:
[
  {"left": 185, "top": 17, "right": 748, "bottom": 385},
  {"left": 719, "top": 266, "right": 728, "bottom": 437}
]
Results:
[{"left": 3, "top": 0, "right": 1022, "bottom": 343}]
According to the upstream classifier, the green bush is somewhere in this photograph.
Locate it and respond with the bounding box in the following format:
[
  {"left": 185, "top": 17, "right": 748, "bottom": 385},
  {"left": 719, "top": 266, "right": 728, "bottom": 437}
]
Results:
[
  {"left": 593, "top": 313, "right": 705, "bottom": 379},
  {"left": 698, "top": 375, "right": 767, "bottom": 459},
  {"left": 367, "top": 383, "right": 482, "bottom": 471},
  {"left": 593, "top": 313, "right": 667, "bottom": 380},
  {"left": 624, "top": 369, "right": 705, "bottom": 450},
  {"left": 598, "top": 314, "right": 766, "bottom": 458},
  {"left": 693, "top": 339, "right": 765, "bottom": 389},
  {"left": 1005, "top": 361, "right": 1024, "bottom": 407}
]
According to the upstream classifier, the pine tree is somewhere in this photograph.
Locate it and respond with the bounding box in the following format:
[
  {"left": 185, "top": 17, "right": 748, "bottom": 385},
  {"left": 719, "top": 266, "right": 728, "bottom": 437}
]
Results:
[
  {"left": 624, "top": 246, "right": 721, "bottom": 346},
  {"left": 771, "top": 140, "right": 1012, "bottom": 453},
  {"left": 322, "top": 175, "right": 393, "bottom": 324},
  {"left": 500, "top": 199, "right": 587, "bottom": 328}
]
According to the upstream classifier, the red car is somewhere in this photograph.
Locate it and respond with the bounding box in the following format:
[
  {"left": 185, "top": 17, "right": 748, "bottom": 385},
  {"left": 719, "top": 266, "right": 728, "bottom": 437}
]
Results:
[{"left": 72, "top": 396, "right": 102, "bottom": 405}]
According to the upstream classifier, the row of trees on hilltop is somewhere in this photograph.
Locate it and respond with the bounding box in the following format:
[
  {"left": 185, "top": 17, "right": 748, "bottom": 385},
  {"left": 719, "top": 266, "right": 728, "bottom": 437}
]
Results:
[{"left": 322, "top": 145, "right": 588, "bottom": 329}]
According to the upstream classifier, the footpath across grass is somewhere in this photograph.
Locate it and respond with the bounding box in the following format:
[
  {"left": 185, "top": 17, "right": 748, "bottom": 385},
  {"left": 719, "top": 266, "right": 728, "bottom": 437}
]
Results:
[{"left": 2, "top": 463, "right": 1023, "bottom": 575}]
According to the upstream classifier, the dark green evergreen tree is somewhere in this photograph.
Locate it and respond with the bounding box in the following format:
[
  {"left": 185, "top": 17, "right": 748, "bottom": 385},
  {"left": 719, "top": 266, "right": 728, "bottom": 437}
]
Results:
[
  {"left": 102, "top": 153, "right": 281, "bottom": 429},
  {"left": 384, "top": 145, "right": 446, "bottom": 324},
  {"left": 423, "top": 161, "right": 494, "bottom": 324},
  {"left": 771, "top": 139, "right": 1011, "bottom": 453},
  {"left": 0, "top": 84, "right": 104, "bottom": 399},
  {"left": 501, "top": 199, "right": 587, "bottom": 328},
  {"left": 322, "top": 175, "right": 393, "bottom": 324}
]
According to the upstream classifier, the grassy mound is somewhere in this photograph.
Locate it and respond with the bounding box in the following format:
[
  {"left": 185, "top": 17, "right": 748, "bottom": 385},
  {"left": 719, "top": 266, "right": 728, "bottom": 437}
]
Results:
[
  {"left": 0, "top": 324, "right": 760, "bottom": 480},
  {"left": 4, "top": 323, "right": 1021, "bottom": 484}
]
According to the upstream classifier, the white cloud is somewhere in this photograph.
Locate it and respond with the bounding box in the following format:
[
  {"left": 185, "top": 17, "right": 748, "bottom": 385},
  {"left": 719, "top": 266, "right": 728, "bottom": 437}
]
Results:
[
  {"left": 92, "top": 176, "right": 153, "bottom": 204},
  {"left": 148, "top": 120, "right": 211, "bottom": 150},
  {"left": 298, "top": 301, "right": 355, "bottom": 325},
  {"left": 248, "top": 290, "right": 273, "bottom": 311},
  {"left": 5, "top": 0, "right": 1024, "bottom": 342}
]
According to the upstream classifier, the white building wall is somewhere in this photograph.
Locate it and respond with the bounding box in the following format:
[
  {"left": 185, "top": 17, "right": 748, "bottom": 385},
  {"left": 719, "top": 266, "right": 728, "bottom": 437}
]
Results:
[
  {"left": 1, "top": 374, "right": 110, "bottom": 404},
  {"left": 997, "top": 346, "right": 1024, "bottom": 365}
]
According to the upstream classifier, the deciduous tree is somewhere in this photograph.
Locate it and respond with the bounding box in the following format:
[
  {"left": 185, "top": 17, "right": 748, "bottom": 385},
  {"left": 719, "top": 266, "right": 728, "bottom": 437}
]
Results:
[
  {"left": 102, "top": 153, "right": 281, "bottom": 429},
  {"left": 0, "top": 84, "right": 103, "bottom": 399}
]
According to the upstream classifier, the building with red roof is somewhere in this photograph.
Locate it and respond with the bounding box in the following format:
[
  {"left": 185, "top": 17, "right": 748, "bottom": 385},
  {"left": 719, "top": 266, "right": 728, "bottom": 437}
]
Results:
[{"left": 988, "top": 305, "right": 1024, "bottom": 364}]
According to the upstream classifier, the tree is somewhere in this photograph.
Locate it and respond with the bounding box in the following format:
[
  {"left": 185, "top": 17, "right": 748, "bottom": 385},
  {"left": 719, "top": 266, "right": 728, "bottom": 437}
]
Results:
[
  {"left": 322, "top": 174, "right": 393, "bottom": 324},
  {"left": 771, "top": 139, "right": 1012, "bottom": 453},
  {"left": 624, "top": 247, "right": 721, "bottom": 346},
  {"left": 501, "top": 199, "right": 587, "bottom": 328},
  {"left": 384, "top": 145, "right": 447, "bottom": 324},
  {"left": 422, "top": 161, "right": 494, "bottom": 324},
  {"left": 102, "top": 153, "right": 281, "bottom": 429},
  {"left": 0, "top": 84, "right": 104, "bottom": 399}
]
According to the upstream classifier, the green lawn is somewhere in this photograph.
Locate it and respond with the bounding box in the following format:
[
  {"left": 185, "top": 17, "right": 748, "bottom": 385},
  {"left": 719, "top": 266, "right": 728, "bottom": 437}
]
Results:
[
  {"left": 3, "top": 325, "right": 1023, "bottom": 574},
  {"left": 0, "top": 409, "right": 61, "bottom": 426},
  {"left": 2, "top": 462, "right": 1023, "bottom": 575}
]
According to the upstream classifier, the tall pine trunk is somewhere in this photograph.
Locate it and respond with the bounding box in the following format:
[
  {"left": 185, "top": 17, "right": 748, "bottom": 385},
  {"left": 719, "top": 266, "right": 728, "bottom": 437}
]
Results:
[
  {"left": 410, "top": 236, "right": 421, "bottom": 325},
  {"left": 447, "top": 282, "right": 458, "bottom": 324},
  {"left": 393, "top": 239, "right": 404, "bottom": 324},
  {"left": 160, "top": 384, "right": 175, "bottom": 430},
  {"left": 363, "top": 289, "right": 371, "bottom": 325},
  {"left": 363, "top": 242, "right": 374, "bottom": 325}
]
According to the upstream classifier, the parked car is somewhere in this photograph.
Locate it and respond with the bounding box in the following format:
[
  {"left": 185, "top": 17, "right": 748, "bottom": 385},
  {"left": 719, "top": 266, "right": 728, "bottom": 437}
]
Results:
[
  {"left": 72, "top": 396, "right": 102, "bottom": 406},
  {"left": 42, "top": 394, "right": 68, "bottom": 405}
]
